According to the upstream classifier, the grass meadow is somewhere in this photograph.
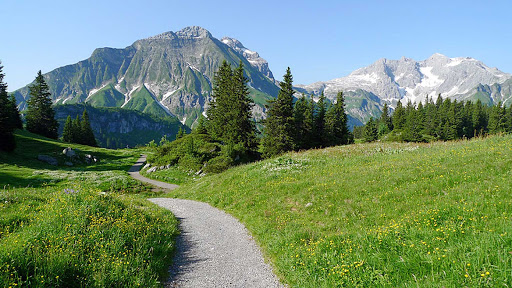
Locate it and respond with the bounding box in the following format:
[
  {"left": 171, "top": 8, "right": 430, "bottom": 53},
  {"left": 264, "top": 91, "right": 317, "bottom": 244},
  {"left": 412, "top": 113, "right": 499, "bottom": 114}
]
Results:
[
  {"left": 0, "top": 130, "right": 178, "bottom": 287},
  {"left": 165, "top": 135, "right": 512, "bottom": 287}
]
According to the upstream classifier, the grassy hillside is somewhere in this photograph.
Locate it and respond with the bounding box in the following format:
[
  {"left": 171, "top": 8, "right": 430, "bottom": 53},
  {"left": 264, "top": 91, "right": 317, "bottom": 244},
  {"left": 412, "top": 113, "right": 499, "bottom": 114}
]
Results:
[
  {"left": 123, "top": 85, "right": 170, "bottom": 118},
  {"left": 165, "top": 135, "right": 512, "bottom": 287},
  {"left": 86, "top": 84, "right": 126, "bottom": 107},
  {"left": 0, "top": 130, "right": 178, "bottom": 287}
]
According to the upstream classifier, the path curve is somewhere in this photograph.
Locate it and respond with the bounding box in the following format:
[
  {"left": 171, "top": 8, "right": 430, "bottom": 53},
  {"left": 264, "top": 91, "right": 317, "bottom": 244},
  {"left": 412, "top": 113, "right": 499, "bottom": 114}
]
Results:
[{"left": 129, "top": 155, "right": 284, "bottom": 288}]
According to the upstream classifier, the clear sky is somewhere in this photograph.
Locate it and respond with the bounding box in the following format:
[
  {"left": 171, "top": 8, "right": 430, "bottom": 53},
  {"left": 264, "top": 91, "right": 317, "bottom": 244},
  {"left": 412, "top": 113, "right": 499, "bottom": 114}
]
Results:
[{"left": 2, "top": 0, "right": 511, "bottom": 91}]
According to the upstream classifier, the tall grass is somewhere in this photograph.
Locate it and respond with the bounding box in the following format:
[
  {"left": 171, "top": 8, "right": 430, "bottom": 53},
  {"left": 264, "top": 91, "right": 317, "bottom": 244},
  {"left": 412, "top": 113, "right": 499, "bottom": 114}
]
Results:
[
  {"left": 0, "top": 131, "right": 179, "bottom": 287},
  {"left": 166, "top": 135, "right": 512, "bottom": 287}
]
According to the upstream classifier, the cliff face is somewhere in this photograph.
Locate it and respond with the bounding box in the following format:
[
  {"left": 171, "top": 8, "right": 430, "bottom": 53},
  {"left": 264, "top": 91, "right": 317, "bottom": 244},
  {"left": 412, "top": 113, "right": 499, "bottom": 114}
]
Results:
[{"left": 55, "top": 104, "right": 187, "bottom": 149}]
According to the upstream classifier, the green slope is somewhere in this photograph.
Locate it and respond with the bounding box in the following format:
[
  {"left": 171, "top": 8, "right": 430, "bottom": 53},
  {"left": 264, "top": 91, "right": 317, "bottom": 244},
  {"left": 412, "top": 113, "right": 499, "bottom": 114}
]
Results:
[
  {"left": 123, "top": 85, "right": 170, "bottom": 118},
  {"left": 86, "top": 84, "right": 126, "bottom": 107},
  {"left": 165, "top": 136, "right": 512, "bottom": 287},
  {"left": 0, "top": 131, "right": 178, "bottom": 287}
]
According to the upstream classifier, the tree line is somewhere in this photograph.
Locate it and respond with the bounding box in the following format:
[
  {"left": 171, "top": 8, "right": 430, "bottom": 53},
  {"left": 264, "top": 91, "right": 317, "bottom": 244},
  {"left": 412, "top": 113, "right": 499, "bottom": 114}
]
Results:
[
  {"left": 0, "top": 64, "right": 97, "bottom": 151},
  {"left": 202, "top": 61, "right": 352, "bottom": 161},
  {"left": 356, "top": 95, "right": 511, "bottom": 143}
]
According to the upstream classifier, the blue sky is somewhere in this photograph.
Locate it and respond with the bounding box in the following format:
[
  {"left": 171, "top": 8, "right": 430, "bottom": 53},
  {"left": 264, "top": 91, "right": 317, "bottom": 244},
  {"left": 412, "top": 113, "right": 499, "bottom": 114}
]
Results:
[{"left": 2, "top": 0, "right": 511, "bottom": 91}]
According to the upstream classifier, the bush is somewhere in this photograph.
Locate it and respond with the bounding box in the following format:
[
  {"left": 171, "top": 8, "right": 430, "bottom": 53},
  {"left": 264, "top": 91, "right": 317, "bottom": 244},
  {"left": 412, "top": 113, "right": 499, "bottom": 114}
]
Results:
[{"left": 204, "top": 155, "right": 233, "bottom": 174}]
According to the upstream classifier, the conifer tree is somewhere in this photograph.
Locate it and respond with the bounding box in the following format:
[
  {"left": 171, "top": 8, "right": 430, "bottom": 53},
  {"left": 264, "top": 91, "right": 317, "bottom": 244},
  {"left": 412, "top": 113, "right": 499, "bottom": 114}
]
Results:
[
  {"left": 314, "top": 91, "right": 327, "bottom": 147},
  {"left": 379, "top": 103, "right": 393, "bottom": 132},
  {"left": 262, "top": 67, "right": 295, "bottom": 157},
  {"left": 195, "top": 115, "right": 208, "bottom": 134},
  {"left": 293, "top": 94, "right": 309, "bottom": 150},
  {"left": 325, "top": 91, "right": 350, "bottom": 146},
  {"left": 8, "top": 94, "right": 22, "bottom": 130},
  {"left": 392, "top": 100, "right": 406, "bottom": 131},
  {"left": 72, "top": 115, "right": 81, "bottom": 143},
  {"left": 25, "top": 71, "right": 58, "bottom": 139},
  {"left": 176, "top": 127, "right": 184, "bottom": 140},
  {"left": 80, "top": 109, "right": 97, "bottom": 146},
  {"left": 472, "top": 99, "right": 487, "bottom": 137},
  {"left": 0, "top": 62, "right": 16, "bottom": 151},
  {"left": 62, "top": 115, "right": 73, "bottom": 143},
  {"left": 364, "top": 117, "right": 378, "bottom": 142},
  {"left": 207, "top": 60, "right": 233, "bottom": 141}
]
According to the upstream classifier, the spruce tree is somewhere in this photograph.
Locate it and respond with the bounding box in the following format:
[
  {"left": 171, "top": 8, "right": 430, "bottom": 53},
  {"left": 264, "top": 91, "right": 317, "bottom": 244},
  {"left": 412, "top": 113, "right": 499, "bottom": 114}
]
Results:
[
  {"left": 8, "top": 94, "right": 22, "bottom": 129},
  {"left": 379, "top": 103, "right": 393, "bottom": 133},
  {"left": 472, "top": 99, "right": 487, "bottom": 137},
  {"left": 72, "top": 115, "right": 81, "bottom": 143},
  {"left": 392, "top": 100, "right": 406, "bottom": 131},
  {"left": 314, "top": 91, "right": 327, "bottom": 147},
  {"left": 176, "top": 127, "right": 184, "bottom": 140},
  {"left": 325, "top": 91, "right": 350, "bottom": 146},
  {"left": 364, "top": 117, "right": 378, "bottom": 142},
  {"left": 62, "top": 115, "right": 73, "bottom": 143},
  {"left": 207, "top": 60, "right": 233, "bottom": 141},
  {"left": 0, "top": 62, "right": 16, "bottom": 151},
  {"left": 25, "top": 71, "right": 58, "bottom": 139},
  {"left": 262, "top": 67, "right": 295, "bottom": 157},
  {"left": 80, "top": 109, "right": 97, "bottom": 146},
  {"left": 195, "top": 115, "right": 208, "bottom": 134},
  {"left": 293, "top": 94, "right": 309, "bottom": 150}
]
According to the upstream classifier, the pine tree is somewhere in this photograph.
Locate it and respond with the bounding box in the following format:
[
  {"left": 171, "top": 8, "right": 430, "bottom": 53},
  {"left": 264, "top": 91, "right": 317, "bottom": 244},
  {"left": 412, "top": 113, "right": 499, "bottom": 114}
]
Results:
[
  {"left": 72, "top": 115, "right": 81, "bottom": 143},
  {"left": 488, "top": 102, "right": 506, "bottom": 134},
  {"left": 472, "top": 99, "right": 487, "bottom": 137},
  {"left": 62, "top": 115, "right": 73, "bottom": 143},
  {"left": 195, "top": 115, "right": 208, "bottom": 134},
  {"left": 325, "top": 91, "right": 350, "bottom": 146},
  {"left": 0, "top": 62, "right": 16, "bottom": 151},
  {"left": 262, "top": 67, "right": 295, "bottom": 157},
  {"left": 176, "top": 127, "right": 184, "bottom": 140},
  {"left": 80, "top": 109, "right": 97, "bottom": 146},
  {"left": 293, "top": 94, "right": 309, "bottom": 150},
  {"left": 364, "top": 117, "right": 378, "bottom": 142},
  {"left": 392, "top": 100, "right": 406, "bottom": 131},
  {"left": 379, "top": 103, "right": 393, "bottom": 131},
  {"left": 25, "top": 71, "right": 58, "bottom": 139},
  {"left": 314, "top": 91, "right": 327, "bottom": 147},
  {"left": 8, "top": 94, "right": 22, "bottom": 130},
  {"left": 207, "top": 60, "right": 233, "bottom": 141}
]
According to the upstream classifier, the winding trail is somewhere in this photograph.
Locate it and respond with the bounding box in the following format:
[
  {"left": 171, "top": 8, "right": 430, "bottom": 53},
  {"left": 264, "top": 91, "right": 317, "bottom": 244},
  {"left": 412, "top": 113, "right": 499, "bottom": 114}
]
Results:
[{"left": 129, "top": 155, "right": 284, "bottom": 288}]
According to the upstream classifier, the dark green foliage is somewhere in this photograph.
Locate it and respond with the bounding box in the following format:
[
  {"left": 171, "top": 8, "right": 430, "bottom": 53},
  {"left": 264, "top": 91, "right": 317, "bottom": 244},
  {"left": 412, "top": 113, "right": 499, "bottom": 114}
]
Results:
[
  {"left": 25, "top": 71, "right": 59, "bottom": 139},
  {"left": 293, "top": 94, "right": 311, "bottom": 150},
  {"left": 7, "top": 94, "right": 22, "bottom": 130},
  {"left": 0, "top": 63, "right": 18, "bottom": 151},
  {"left": 195, "top": 115, "right": 208, "bottom": 134},
  {"left": 392, "top": 100, "right": 406, "bottom": 131},
  {"left": 262, "top": 67, "right": 296, "bottom": 157},
  {"left": 325, "top": 91, "right": 350, "bottom": 146},
  {"left": 207, "top": 60, "right": 257, "bottom": 159},
  {"left": 62, "top": 115, "right": 73, "bottom": 143},
  {"left": 314, "top": 91, "right": 327, "bottom": 147},
  {"left": 176, "top": 127, "right": 185, "bottom": 140},
  {"left": 80, "top": 109, "right": 97, "bottom": 146},
  {"left": 358, "top": 94, "right": 512, "bottom": 142},
  {"left": 364, "top": 117, "right": 378, "bottom": 142},
  {"left": 61, "top": 109, "right": 97, "bottom": 146}
]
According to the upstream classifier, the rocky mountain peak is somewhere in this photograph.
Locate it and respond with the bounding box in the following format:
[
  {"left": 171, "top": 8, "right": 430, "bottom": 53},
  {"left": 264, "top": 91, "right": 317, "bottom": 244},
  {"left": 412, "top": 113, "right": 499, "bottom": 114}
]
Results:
[
  {"left": 175, "top": 26, "right": 212, "bottom": 39},
  {"left": 221, "top": 37, "right": 275, "bottom": 81}
]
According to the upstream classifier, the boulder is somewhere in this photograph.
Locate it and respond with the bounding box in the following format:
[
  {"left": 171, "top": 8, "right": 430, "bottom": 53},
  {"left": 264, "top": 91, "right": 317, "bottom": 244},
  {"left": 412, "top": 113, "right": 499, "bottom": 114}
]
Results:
[
  {"left": 147, "top": 167, "right": 157, "bottom": 173},
  {"left": 38, "top": 155, "right": 58, "bottom": 166},
  {"left": 165, "top": 164, "right": 171, "bottom": 169},
  {"left": 62, "top": 147, "right": 76, "bottom": 158},
  {"left": 143, "top": 163, "right": 151, "bottom": 170}
]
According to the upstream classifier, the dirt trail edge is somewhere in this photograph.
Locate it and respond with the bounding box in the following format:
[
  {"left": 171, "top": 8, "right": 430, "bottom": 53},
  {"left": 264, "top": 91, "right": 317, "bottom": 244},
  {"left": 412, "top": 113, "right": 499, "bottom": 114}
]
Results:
[{"left": 129, "top": 155, "right": 284, "bottom": 288}]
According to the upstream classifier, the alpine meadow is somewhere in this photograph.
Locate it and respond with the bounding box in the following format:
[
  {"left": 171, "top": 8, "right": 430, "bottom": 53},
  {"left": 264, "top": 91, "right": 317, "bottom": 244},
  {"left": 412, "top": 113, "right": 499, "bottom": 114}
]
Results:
[{"left": 2, "top": 9, "right": 512, "bottom": 287}]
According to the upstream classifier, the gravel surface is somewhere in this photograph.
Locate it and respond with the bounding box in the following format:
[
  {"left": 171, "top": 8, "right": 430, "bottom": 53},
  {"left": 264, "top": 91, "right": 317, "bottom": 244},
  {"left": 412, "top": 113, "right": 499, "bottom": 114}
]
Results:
[{"left": 129, "top": 155, "right": 284, "bottom": 287}]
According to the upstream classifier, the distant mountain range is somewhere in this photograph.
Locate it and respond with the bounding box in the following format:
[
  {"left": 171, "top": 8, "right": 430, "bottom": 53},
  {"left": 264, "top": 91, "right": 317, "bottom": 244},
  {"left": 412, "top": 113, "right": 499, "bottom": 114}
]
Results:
[
  {"left": 13, "top": 26, "right": 512, "bottom": 128},
  {"left": 296, "top": 53, "right": 512, "bottom": 123}
]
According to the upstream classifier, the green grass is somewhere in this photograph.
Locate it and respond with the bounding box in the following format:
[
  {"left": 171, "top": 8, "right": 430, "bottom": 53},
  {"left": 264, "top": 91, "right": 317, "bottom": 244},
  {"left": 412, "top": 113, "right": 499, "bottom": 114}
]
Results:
[
  {"left": 164, "top": 135, "right": 512, "bottom": 287},
  {"left": 140, "top": 166, "right": 193, "bottom": 185},
  {"left": 86, "top": 84, "right": 125, "bottom": 107},
  {"left": 0, "top": 130, "right": 179, "bottom": 287}
]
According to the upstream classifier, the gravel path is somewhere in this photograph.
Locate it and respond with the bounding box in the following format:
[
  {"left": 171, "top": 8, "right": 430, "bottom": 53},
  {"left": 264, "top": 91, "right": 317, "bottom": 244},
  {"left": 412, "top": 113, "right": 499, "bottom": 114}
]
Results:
[{"left": 129, "top": 155, "right": 284, "bottom": 288}]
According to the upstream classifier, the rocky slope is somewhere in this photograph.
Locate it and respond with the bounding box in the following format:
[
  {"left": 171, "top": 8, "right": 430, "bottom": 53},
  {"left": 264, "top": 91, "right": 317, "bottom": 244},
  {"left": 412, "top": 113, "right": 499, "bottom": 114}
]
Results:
[
  {"left": 14, "top": 26, "right": 279, "bottom": 127},
  {"left": 296, "top": 53, "right": 512, "bottom": 123}
]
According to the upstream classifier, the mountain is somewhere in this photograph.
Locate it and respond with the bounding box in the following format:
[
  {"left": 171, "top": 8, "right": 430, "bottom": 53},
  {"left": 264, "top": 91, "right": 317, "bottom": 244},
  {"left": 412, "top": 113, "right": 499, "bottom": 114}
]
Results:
[
  {"left": 296, "top": 53, "right": 512, "bottom": 123},
  {"left": 54, "top": 104, "right": 187, "bottom": 149},
  {"left": 14, "top": 26, "right": 279, "bottom": 127}
]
